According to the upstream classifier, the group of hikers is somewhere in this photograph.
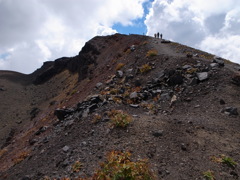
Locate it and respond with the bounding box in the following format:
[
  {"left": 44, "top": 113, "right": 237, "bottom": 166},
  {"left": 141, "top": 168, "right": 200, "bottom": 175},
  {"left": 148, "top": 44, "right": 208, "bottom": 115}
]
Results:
[{"left": 154, "top": 32, "right": 162, "bottom": 39}]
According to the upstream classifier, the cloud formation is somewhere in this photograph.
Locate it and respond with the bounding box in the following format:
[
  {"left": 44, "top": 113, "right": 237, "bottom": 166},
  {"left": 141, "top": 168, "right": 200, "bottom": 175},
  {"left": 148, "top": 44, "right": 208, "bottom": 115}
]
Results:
[
  {"left": 0, "top": 0, "right": 145, "bottom": 74},
  {"left": 145, "top": 0, "right": 240, "bottom": 64}
]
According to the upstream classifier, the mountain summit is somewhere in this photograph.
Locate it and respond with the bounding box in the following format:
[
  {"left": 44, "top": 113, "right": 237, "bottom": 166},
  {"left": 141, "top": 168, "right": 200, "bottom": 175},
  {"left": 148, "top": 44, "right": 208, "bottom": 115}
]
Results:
[{"left": 0, "top": 33, "right": 240, "bottom": 179}]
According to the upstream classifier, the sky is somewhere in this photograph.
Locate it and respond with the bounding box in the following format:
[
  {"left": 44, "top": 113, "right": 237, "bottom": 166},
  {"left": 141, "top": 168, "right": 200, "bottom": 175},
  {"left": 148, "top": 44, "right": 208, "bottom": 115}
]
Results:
[{"left": 0, "top": 0, "right": 239, "bottom": 74}]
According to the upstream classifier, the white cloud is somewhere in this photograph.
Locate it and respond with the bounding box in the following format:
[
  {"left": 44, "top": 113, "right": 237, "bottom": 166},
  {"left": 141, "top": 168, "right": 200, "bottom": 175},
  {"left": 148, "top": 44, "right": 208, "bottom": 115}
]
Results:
[
  {"left": 200, "top": 35, "right": 240, "bottom": 62},
  {"left": 145, "top": 0, "right": 240, "bottom": 64},
  {"left": 0, "top": 0, "right": 145, "bottom": 74}
]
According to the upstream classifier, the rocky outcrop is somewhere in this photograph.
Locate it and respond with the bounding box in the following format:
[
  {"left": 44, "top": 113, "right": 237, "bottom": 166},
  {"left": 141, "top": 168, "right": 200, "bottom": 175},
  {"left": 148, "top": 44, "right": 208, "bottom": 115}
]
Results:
[
  {"left": 32, "top": 39, "right": 100, "bottom": 85},
  {"left": 232, "top": 73, "right": 240, "bottom": 86}
]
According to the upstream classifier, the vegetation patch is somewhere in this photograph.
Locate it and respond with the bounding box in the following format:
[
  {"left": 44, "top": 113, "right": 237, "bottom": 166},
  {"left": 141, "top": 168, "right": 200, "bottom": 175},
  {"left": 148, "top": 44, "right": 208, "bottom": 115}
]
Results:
[
  {"left": 108, "top": 110, "right": 132, "bottom": 128},
  {"left": 93, "top": 151, "right": 155, "bottom": 180},
  {"left": 116, "top": 63, "right": 125, "bottom": 70},
  {"left": 221, "top": 155, "right": 237, "bottom": 168},
  {"left": 112, "top": 97, "right": 123, "bottom": 104},
  {"left": 211, "top": 154, "right": 237, "bottom": 168},
  {"left": 186, "top": 68, "right": 198, "bottom": 74},
  {"left": 146, "top": 49, "right": 158, "bottom": 57},
  {"left": 141, "top": 103, "right": 158, "bottom": 114},
  {"left": 139, "top": 64, "right": 152, "bottom": 74},
  {"left": 71, "top": 89, "right": 77, "bottom": 95},
  {"left": 203, "top": 170, "right": 215, "bottom": 180},
  {"left": 0, "top": 148, "right": 7, "bottom": 158},
  {"left": 72, "top": 161, "right": 83, "bottom": 173},
  {"left": 110, "top": 88, "right": 119, "bottom": 95},
  {"left": 13, "top": 151, "right": 30, "bottom": 165},
  {"left": 92, "top": 113, "right": 102, "bottom": 124}
]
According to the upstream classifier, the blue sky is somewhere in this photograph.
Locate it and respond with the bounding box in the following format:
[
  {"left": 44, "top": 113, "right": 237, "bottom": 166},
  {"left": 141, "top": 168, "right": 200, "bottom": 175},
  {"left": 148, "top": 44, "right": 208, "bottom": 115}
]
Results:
[
  {"left": 113, "top": 0, "right": 153, "bottom": 35},
  {"left": 0, "top": 0, "right": 239, "bottom": 73}
]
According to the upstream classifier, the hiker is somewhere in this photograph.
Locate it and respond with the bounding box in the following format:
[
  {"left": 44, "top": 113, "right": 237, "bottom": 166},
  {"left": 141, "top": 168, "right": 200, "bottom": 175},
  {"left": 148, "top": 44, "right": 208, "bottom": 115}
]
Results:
[
  {"left": 160, "top": 33, "right": 162, "bottom": 39},
  {"left": 154, "top": 33, "right": 156, "bottom": 38},
  {"left": 157, "top": 32, "right": 159, "bottom": 38}
]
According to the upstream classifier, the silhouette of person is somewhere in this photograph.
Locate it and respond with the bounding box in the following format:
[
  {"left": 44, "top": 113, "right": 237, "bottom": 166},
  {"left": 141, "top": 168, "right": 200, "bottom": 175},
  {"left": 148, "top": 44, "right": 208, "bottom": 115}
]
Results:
[
  {"left": 157, "top": 32, "right": 160, "bottom": 38},
  {"left": 160, "top": 34, "right": 162, "bottom": 39},
  {"left": 154, "top": 33, "right": 156, "bottom": 38}
]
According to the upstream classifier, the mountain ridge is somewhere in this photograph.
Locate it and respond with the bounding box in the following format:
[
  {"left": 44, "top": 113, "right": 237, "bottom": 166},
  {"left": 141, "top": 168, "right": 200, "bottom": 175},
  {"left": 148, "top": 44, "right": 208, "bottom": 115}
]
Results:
[{"left": 0, "top": 33, "right": 240, "bottom": 179}]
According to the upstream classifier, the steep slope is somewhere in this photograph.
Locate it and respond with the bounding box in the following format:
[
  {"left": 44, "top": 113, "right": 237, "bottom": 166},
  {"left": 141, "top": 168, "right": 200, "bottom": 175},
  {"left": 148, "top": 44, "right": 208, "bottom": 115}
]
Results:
[{"left": 0, "top": 34, "right": 240, "bottom": 180}]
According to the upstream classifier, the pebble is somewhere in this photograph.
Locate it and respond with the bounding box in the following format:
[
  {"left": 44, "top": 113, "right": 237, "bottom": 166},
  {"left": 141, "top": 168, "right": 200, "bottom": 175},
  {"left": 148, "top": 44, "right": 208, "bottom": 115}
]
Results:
[
  {"left": 62, "top": 145, "right": 70, "bottom": 152},
  {"left": 181, "top": 143, "right": 187, "bottom": 151},
  {"left": 152, "top": 130, "right": 164, "bottom": 137}
]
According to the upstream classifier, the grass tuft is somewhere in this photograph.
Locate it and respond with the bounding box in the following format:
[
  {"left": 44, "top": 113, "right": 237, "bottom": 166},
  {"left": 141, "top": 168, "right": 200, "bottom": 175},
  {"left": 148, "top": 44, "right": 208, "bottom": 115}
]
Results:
[
  {"left": 221, "top": 155, "right": 237, "bottom": 168},
  {"left": 72, "top": 161, "right": 83, "bottom": 173},
  {"left": 146, "top": 50, "right": 158, "bottom": 57},
  {"left": 108, "top": 110, "right": 132, "bottom": 128},
  {"left": 203, "top": 170, "right": 215, "bottom": 180},
  {"left": 139, "top": 64, "right": 152, "bottom": 73},
  {"left": 116, "top": 63, "right": 125, "bottom": 70}
]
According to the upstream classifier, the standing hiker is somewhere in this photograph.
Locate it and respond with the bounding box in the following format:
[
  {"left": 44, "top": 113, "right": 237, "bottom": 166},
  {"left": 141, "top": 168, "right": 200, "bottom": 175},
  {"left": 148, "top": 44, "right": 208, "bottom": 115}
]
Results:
[
  {"left": 157, "top": 32, "right": 160, "bottom": 38},
  {"left": 160, "top": 33, "right": 162, "bottom": 39}
]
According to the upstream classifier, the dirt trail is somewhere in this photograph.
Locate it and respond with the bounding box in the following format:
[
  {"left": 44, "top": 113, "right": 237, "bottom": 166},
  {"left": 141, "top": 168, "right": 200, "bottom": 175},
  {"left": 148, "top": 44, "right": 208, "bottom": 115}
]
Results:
[{"left": 150, "top": 38, "right": 184, "bottom": 57}]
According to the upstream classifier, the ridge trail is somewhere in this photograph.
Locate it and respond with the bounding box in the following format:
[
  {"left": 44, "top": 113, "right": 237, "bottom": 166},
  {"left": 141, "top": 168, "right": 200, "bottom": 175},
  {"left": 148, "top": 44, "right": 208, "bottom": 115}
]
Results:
[{"left": 150, "top": 38, "right": 184, "bottom": 57}]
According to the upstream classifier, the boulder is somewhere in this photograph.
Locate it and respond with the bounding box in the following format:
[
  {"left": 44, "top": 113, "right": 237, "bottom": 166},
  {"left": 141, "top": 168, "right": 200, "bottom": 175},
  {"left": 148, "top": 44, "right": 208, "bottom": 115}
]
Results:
[
  {"left": 130, "top": 45, "right": 135, "bottom": 51},
  {"left": 220, "top": 99, "right": 225, "bottom": 105},
  {"left": 54, "top": 108, "right": 74, "bottom": 120},
  {"left": 182, "top": 65, "right": 192, "bottom": 70},
  {"left": 90, "top": 95, "right": 102, "bottom": 104},
  {"left": 62, "top": 145, "right": 70, "bottom": 153},
  {"left": 89, "top": 104, "right": 98, "bottom": 113},
  {"left": 232, "top": 74, "right": 240, "bottom": 86},
  {"left": 35, "top": 126, "right": 48, "bottom": 135},
  {"left": 168, "top": 73, "right": 183, "bottom": 86},
  {"left": 116, "top": 70, "right": 124, "bottom": 78},
  {"left": 152, "top": 130, "right": 163, "bottom": 137},
  {"left": 234, "top": 66, "right": 240, "bottom": 71},
  {"left": 157, "top": 70, "right": 165, "bottom": 79},
  {"left": 161, "top": 39, "right": 171, "bottom": 43},
  {"left": 213, "top": 56, "right": 224, "bottom": 66},
  {"left": 130, "top": 104, "right": 140, "bottom": 108},
  {"left": 222, "top": 107, "right": 238, "bottom": 116},
  {"left": 21, "top": 176, "right": 31, "bottom": 180},
  {"left": 95, "top": 82, "right": 103, "bottom": 89},
  {"left": 197, "top": 72, "right": 209, "bottom": 81},
  {"left": 160, "top": 93, "right": 171, "bottom": 101},
  {"left": 134, "top": 78, "right": 142, "bottom": 87},
  {"left": 130, "top": 92, "right": 138, "bottom": 99},
  {"left": 188, "top": 77, "right": 198, "bottom": 86},
  {"left": 210, "top": 63, "right": 219, "bottom": 68},
  {"left": 30, "top": 107, "right": 40, "bottom": 120}
]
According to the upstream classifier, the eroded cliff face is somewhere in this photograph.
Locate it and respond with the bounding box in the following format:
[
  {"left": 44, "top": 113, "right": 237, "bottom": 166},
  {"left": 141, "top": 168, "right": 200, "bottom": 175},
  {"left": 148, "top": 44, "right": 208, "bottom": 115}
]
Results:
[{"left": 32, "top": 37, "right": 100, "bottom": 85}]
